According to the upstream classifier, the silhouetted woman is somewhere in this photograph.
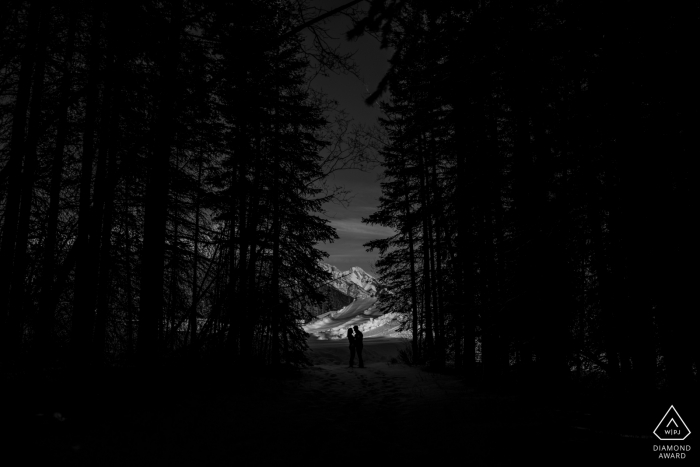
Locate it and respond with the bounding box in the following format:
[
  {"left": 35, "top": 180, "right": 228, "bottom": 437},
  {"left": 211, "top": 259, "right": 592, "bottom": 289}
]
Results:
[
  {"left": 353, "top": 325, "right": 364, "bottom": 368},
  {"left": 347, "top": 328, "right": 356, "bottom": 368}
]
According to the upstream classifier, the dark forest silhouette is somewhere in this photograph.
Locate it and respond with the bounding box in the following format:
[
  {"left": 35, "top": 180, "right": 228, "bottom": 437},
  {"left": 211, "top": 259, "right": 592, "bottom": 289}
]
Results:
[
  {"left": 1, "top": 0, "right": 698, "bottom": 452},
  {"left": 0, "top": 0, "right": 372, "bottom": 370},
  {"left": 358, "top": 1, "right": 698, "bottom": 394},
  {"left": 2, "top": 0, "right": 698, "bottom": 464}
]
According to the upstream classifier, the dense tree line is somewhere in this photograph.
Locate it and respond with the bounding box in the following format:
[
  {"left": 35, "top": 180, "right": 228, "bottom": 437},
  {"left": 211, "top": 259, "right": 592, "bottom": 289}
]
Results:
[
  {"left": 0, "top": 0, "right": 369, "bottom": 369},
  {"left": 360, "top": 0, "right": 698, "bottom": 392}
]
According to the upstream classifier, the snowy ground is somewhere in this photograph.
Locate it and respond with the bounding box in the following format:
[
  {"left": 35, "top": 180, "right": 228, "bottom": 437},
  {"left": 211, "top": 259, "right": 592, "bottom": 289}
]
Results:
[
  {"left": 305, "top": 334, "right": 407, "bottom": 366},
  {"left": 9, "top": 335, "right": 657, "bottom": 465}
]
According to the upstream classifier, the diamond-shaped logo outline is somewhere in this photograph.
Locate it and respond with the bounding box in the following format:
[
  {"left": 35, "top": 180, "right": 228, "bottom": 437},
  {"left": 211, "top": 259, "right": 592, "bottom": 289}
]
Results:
[{"left": 654, "top": 405, "right": 691, "bottom": 441}]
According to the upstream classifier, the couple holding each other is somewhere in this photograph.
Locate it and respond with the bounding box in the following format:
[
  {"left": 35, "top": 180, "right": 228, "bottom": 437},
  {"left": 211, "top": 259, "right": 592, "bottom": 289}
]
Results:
[{"left": 347, "top": 325, "right": 364, "bottom": 368}]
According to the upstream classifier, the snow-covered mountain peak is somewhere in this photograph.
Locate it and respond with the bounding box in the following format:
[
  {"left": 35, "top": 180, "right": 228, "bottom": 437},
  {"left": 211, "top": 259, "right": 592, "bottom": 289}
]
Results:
[
  {"left": 320, "top": 262, "right": 379, "bottom": 298},
  {"left": 350, "top": 266, "right": 373, "bottom": 278}
]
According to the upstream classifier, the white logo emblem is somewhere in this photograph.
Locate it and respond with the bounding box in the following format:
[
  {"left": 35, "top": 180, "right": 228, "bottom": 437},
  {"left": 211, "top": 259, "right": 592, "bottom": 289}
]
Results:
[{"left": 654, "top": 405, "right": 691, "bottom": 441}]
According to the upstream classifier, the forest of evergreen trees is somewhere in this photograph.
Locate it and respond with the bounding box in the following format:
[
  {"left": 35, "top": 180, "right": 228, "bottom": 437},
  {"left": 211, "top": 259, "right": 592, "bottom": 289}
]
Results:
[
  {"left": 0, "top": 0, "right": 374, "bottom": 369},
  {"left": 359, "top": 1, "right": 698, "bottom": 393},
  {"left": 1, "top": 0, "right": 697, "bottom": 398}
]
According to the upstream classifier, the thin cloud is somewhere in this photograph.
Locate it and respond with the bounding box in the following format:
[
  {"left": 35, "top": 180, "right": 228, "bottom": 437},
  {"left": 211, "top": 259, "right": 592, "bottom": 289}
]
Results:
[
  {"left": 329, "top": 218, "right": 395, "bottom": 238},
  {"left": 315, "top": 218, "right": 392, "bottom": 273}
]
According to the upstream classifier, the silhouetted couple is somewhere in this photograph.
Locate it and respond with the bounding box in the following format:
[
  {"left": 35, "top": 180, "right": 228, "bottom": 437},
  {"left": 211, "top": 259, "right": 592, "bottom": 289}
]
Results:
[{"left": 347, "top": 325, "right": 364, "bottom": 368}]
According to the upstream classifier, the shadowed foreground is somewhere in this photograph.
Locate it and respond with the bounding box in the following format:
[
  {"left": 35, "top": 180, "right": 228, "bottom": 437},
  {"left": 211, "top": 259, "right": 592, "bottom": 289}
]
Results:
[{"left": 5, "top": 339, "right": 677, "bottom": 465}]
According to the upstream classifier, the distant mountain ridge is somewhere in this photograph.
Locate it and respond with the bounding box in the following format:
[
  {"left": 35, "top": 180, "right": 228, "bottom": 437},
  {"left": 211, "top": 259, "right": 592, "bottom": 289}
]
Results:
[
  {"left": 308, "top": 263, "right": 385, "bottom": 318},
  {"left": 319, "top": 262, "right": 381, "bottom": 299}
]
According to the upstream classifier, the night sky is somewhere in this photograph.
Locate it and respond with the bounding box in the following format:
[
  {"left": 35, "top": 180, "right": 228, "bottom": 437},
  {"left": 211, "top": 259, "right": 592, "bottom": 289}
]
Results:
[{"left": 305, "top": 1, "right": 395, "bottom": 275}]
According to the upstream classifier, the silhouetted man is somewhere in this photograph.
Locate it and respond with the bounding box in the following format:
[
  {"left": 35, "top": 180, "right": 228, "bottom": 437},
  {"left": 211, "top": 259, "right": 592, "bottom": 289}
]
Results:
[
  {"left": 353, "top": 325, "right": 364, "bottom": 368},
  {"left": 347, "top": 328, "right": 355, "bottom": 367}
]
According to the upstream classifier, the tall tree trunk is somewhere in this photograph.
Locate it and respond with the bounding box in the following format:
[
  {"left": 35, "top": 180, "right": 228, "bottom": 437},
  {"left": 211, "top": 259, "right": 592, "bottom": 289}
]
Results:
[
  {"left": 588, "top": 196, "right": 620, "bottom": 381},
  {"left": 270, "top": 79, "right": 282, "bottom": 366},
  {"left": 124, "top": 178, "right": 135, "bottom": 359},
  {"left": 242, "top": 161, "right": 264, "bottom": 359},
  {"left": 0, "top": 1, "right": 41, "bottom": 349},
  {"left": 510, "top": 55, "right": 534, "bottom": 371},
  {"left": 480, "top": 203, "right": 500, "bottom": 382},
  {"left": 454, "top": 101, "right": 475, "bottom": 378},
  {"left": 165, "top": 144, "right": 183, "bottom": 350},
  {"left": 226, "top": 210, "right": 239, "bottom": 356},
  {"left": 244, "top": 129, "right": 266, "bottom": 358},
  {"left": 246, "top": 231, "right": 261, "bottom": 355},
  {"left": 36, "top": 5, "right": 77, "bottom": 362},
  {"left": 7, "top": 4, "right": 51, "bottom": 355},
  {"left": 427, "top": 195, "right": 442, "bottom": 366},
  {"left": 230, "top": 68, "right": 252, "bottom": 359},
  {"left": 92, "top": 165, "right": 117, "bottom": 361},
  {"left": 190, "top": 153, "right": 204, "bottom": 352},
  {"left": 487, "top": 98, "right": 508, "bottom": 379},
  {"left": 137, "top": 0, "right": 183, "bottom": 363},
  {"left": 92, "top": 162, "right": 117, "bottom": 362},
  {"left": 429, "top": 149, "right": 446, "bottom": 366},
  {"left": 90, "top": 21, "right": 122, "bottom": 362},
  {"left": 403, "top": 178, "right": 420, "bottom": 363},
  {"left": 418, "top": 149, "right": 434, "bottom": 360},
  {"left": 226, "top": 158, "right": 242, "bottom": 358},
  {"left": 72, "top": 2, "right": 103, "bottom": 364}
]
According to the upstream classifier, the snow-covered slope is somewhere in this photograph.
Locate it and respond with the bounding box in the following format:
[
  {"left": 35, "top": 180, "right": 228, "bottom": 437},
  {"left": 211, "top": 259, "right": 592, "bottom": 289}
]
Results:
[
  {"left": 306, "top": 264, "right": 402, "bottom": 340},
  {"left": 303, "top": 297, "right": 403, "bottom": 340}
]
